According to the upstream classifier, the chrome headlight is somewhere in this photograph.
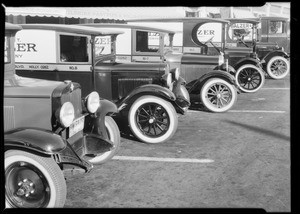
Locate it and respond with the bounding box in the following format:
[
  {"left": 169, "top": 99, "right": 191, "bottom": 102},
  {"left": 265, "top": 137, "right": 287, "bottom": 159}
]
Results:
[
  {"left": 86, "top": 91, "right": 100, "bottom": 113},
  {"left": 59, "top": 102, "right": 75, "bottom": 128},
  {"left": 166, "top": 73, "right": 172, "bottom": 88},
  {"left": 218, "top": 53, "right": 224, "bottom": 66},
  {"left": 171, "top": 68, "right": 180, "bottom": 81}
]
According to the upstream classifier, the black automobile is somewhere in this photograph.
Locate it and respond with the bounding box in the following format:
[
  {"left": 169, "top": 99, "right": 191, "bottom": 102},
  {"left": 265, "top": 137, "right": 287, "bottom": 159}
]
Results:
[{"left": 15, "top": 24, "right": 190, "bottom": 144}]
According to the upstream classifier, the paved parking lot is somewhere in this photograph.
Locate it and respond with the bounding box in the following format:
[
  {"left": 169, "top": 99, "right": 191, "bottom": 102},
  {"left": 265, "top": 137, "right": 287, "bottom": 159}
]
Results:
[{"left": 64, "top": 76, "right": 290, "bottom": 211}]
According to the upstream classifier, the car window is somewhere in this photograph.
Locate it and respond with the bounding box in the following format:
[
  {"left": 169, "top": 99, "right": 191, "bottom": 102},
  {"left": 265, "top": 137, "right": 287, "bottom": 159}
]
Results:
[
  {"left": 60, "top": 35, "right": 89, "bottom": 62},
  {"left": 136, "top": 30, "right": 160, "bottom": 53},
  {"left": 5, "top": 35, "right": 11, "bottom": 64},
  {"left": 269, "top": 21, "right": 284, "bottom": 34}
]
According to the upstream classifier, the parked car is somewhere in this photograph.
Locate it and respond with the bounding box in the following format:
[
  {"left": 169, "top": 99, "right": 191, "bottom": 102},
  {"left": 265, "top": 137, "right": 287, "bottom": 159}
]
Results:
[
  {"left": 127, "top": 18, "right": 265, "bottom": 93},
  {"left": 4, "top": 22, "right": 121, "bottom": 208},
  {"left": 226, "top": 17, "right": 290, "bottom": 79},
  {"left": 14, "top": 24, "right": 190, "bottom": 144},
  {"left": 81, "top": 23, "right": 238, "bottom": 113}
]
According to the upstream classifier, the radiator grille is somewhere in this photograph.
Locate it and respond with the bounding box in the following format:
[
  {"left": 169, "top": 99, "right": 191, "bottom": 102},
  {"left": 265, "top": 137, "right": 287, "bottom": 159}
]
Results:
[{"left": 4, "top": 106, "right": 15, "bottom": 131}]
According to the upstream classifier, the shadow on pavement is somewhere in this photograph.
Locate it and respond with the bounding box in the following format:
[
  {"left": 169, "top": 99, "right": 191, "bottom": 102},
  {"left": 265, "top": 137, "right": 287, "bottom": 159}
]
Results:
[{"left": 223, "top": 119, "right": 290, "bottom": 142}]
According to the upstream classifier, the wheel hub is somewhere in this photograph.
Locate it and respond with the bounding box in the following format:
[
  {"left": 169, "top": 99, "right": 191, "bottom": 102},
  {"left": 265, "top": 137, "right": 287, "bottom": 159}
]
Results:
[
  {"left": 149, "top": 116, "right": 156, "bottom": 124},
  {"left": 16, "top": 178, "right": 35, "bottom": 197}
]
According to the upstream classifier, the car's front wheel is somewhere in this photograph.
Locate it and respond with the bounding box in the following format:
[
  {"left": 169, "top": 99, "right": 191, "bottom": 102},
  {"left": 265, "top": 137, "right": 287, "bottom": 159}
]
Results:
[
  {"left": 235, "top": 64, "right": 265, "bottom": 93},
  {"left": 86, "top": 116, "right": 121, "bottom": 165},
  {"left": 266, "top": 56, "right": 290, "bottom": 79},
  {"left": 5, "top": 150, "right": 66, "bottom": 208},
  {"left": 200, "top": 78, "right": 237, "bottom": 113},
  {"left": 128, "top": 95, "right": 178, "bottom": 144}
]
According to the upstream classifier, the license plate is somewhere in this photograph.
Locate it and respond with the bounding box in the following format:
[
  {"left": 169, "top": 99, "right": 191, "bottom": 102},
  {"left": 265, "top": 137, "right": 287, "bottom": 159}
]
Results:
[{"left": 69, "top": 116, "right": 85, "bottom": 137}]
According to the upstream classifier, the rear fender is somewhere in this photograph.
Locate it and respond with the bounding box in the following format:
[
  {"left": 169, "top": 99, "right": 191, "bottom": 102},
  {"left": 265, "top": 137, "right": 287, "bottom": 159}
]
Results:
[
  {"left": 214, "top": 64, "right": 236, "bottom": 75},
  {"left": 188, "top": 70, "right": 237, "bottom": 93},
  {"left": 4, "top": 128, "right": 66, "bottom": 155},
  {"left": 116, "top": 84, "right": 176, "bottom": 111}
]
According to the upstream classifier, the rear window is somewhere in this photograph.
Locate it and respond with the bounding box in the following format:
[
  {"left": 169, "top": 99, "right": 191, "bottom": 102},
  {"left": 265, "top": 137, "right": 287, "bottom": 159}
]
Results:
[{"left": 269, "top": 21, "right": 284, "bottom": 34}]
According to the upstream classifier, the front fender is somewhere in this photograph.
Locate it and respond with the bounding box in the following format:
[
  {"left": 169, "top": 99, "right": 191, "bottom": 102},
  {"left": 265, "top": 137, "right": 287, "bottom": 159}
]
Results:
[
  {"left": 214, "top": 64, "right": 236, "bottom": 75},
  {"left": 116, "top": 84, "right": 176, "bottom": 111},
  {"left": 188, "top": 70, "right": 237, "bottom": 93},
  {"left": 233, "top": 58, "right": 261, "bottom": 70},
  {"left": 4, "top": 128, "right": 66, "bottom": 155},
  {"left": 261, "top": 50, "right": 290, "bottom": 65}
]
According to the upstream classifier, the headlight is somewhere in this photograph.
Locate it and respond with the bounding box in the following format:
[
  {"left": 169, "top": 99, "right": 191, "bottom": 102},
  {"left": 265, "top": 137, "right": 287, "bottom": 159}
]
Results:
[
  {"left": 171, "top": 68, "right": 180, "bottom": 81},
  {"left": 59, "top": 102, "right": 75, "bottom": 128},
  {"left": 166, "top": 73, "right": 172, "bottom": 88},
  {"left": 86, "top": 91, "right": 100, "bottom": 113},
  {"left": 218, "top": 53, "right": 224, "bottom": 66}
]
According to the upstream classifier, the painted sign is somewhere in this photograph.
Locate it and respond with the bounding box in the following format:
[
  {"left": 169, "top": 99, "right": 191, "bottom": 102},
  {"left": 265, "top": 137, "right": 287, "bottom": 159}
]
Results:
[
  {"left": 15, "top": 30, "right": 56, "bottom": 63},
  {"left": 193, "top": 23, "right": 222, "bottom": 44},
  {"left": 95, "top": 35, "right": 112, "bottom": 57}
]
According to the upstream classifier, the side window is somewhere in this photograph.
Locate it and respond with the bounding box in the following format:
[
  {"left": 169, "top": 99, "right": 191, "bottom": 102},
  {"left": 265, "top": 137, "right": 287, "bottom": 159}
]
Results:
[
  {"left": 5, "top": 35, "right": 11, "bottom": 64},
  {"left": 60, "top": 35, "right": 89, "bottom": 62},
  {"left": 269, "top": 21, "right": 284, "bottom": 34},
  {"left": 136, "top": 31, "right": 159, "bottom": 53}
]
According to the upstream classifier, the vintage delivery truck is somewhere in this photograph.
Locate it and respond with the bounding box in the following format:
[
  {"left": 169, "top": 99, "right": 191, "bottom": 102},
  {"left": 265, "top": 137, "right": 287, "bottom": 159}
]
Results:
[
  {"left": 226, "top": 17, "right": 290, "bottom": 79},
  {"left": 127, "top": 18, "right": 265, "bottom": 93},
  {"left": 4, "top": 22, "right": 121, "bottom": 208},
  {"left": 14, "top": 24, "right": 190, "bottom": 144},
  {"left": 80, "top": 23, "right": 239, "bottom": 113}
]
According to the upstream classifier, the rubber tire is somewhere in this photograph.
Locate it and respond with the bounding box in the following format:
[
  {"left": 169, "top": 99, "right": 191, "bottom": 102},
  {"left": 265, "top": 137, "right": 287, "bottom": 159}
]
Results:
[
  {"left": 5, "top": 150, "right": 66, "bottom": 208},
  {"left": 128, "top": 95, "right": 178, "bottom": 144},
  {"left": 200, "top": 78, "right": 237, "bottom": 113},
  {"left": 88, "top": 116, "right": 121, "bottom": 165},
  {"left": 235, "top": 64, "right": 265, "bottom": 93},
  {"left": 266, "top": 56, "right": 290, "bottom": 79}
]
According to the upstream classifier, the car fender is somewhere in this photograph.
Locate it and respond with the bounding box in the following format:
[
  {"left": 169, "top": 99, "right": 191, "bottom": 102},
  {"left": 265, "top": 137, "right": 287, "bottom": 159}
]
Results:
[
  {"left": 187, "top": 70, "right": 237, "bottom": 93},
  {"left": 116, "top": 84, "right": 176, "bottom": 111},
  {"left": 261, "top": 50, "right": 290, "bottom": 65},
  {"left": 4, "top": 128, "right": 66, "bottom": 155},
  {"left": 233, "top": 58, "right": 261, "bottom": 70},
  {"left": 214, "top": 64, "right": 236, "bottom": 75}
]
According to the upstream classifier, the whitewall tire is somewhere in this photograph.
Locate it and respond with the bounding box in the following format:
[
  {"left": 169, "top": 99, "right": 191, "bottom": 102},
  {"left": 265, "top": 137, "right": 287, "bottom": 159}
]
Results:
[
  {"left": 5, "top": 150, "right": 66, "bottom": 208},
  {"left": 266, "top": 56, "right": 290, "bottom": 79},
  {"left": 200, "top": 78, "right": 237, "bottom": 113},
  {"left": 128, "top": 95, "right": 178, "bottom": 144}
]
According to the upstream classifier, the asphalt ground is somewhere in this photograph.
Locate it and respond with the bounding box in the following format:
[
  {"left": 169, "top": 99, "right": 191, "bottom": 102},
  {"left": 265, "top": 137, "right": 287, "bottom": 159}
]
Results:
[{"left": 64, "top": 75, "right": 291, "bottom": 211}]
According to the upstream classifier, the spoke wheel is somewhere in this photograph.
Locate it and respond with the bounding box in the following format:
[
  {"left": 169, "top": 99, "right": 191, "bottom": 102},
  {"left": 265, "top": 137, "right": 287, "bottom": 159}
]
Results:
[
  {"left": 236, "top": 64, "right": 265, "bottom": 93},
  {"left": 5, "top": 150, "right": 66, "bottom": 208},
  {"left": 200, "top": 78, "right": 237, "bottom": 113},
  {"left": 267, "top": 56, "right": 290, "bottom": 79},
  {"left": 128, "top": 95, "right": 178, "bottom": 144}
]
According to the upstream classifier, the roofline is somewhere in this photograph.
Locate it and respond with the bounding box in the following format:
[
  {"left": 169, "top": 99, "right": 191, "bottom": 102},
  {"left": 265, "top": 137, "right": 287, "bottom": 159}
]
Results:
[
  {"left": 19, "top": 24, "right": 124, "bottom": 36},
  {"left": 126, "top": 17, "right": 229, "bottom": 24},
  {"left": 79, "top": 23, "right": 176, "bottom": 34}
]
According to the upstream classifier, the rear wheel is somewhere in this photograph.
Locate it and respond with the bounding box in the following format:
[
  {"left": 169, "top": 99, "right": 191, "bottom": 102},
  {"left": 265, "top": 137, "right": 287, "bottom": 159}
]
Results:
[
  {"left": 236, "top": 64, "right": 265, "bottom": 93},
  {"left": 128, "top": 95, "right": 178, "bottom": 144},
  {"left": 200, "top": 78, "right": 237, "bottom": 113},
  {"left": 266, "top": 56, "right": 290, "bottom": 79},
  {"left": 5, "top": 150, "right": 66, "bottom": 208}
]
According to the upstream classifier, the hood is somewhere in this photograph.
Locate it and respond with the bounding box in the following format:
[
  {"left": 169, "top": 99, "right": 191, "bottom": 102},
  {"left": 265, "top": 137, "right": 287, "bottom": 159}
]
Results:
[{"left": 4, "top": 75, "right": 63, "bottom": 98}]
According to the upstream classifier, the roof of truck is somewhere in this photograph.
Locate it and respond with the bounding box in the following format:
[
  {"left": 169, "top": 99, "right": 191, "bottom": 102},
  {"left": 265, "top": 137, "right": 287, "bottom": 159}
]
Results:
[
  {"left": 19, "top": 24, "right": 124, "bottom": 35},
  {"left": 5, "top": 22, "right": 22, "bottom": 31},
  {"left": 79, "top": 23, "right": 176, "bottom": 34},
  {"left": 126, "top": 17, "right": 229, "bottom": 24}
]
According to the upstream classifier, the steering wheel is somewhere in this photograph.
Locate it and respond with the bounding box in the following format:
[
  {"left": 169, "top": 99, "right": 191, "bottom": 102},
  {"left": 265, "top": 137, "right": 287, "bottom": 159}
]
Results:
[
  {"left": 237, "top": 35, "right": 250, "bottom": 48},
  {"left": 204, "top": 36, "right": 214, "bottom": 45}
]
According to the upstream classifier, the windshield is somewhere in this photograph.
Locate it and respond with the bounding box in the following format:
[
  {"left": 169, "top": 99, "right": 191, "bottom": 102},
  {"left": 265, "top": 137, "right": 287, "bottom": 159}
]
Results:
[
  {"left": 228, "top": 23, "right": 255, "bottom": 42},
  {"left": 5, "top": 35, "right": 11, "bottom": 64}
]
